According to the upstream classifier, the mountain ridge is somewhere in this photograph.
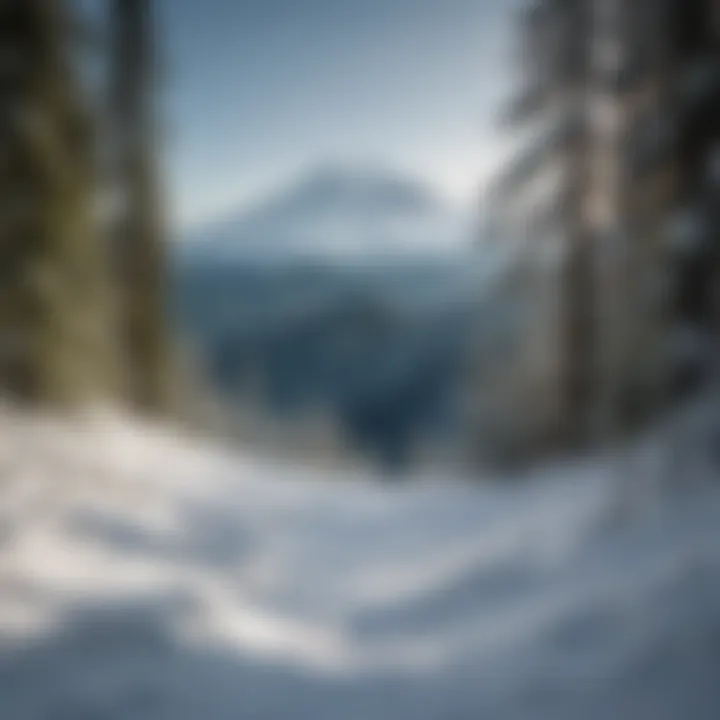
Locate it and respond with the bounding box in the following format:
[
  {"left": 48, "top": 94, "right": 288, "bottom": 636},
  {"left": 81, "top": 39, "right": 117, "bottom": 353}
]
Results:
[{"left": 182, "top": 165, "right": 474, "bottom": 262}]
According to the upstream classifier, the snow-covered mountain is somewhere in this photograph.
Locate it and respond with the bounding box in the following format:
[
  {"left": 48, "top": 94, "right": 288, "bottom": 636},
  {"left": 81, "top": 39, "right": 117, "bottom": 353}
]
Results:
[{"left": 182, "top": 167, "right": 474, "bottom": 263}]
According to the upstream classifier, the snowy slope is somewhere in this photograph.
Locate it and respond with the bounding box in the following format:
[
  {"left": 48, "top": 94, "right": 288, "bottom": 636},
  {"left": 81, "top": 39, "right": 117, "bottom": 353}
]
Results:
[{"left": 1, "top": 401, "right": 720, "bottom": 719}]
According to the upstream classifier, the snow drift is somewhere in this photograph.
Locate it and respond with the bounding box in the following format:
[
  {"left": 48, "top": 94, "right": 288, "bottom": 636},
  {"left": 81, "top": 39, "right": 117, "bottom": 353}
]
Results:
[{"left": 1, "top": 397, "right": 720, "bottom": 719}]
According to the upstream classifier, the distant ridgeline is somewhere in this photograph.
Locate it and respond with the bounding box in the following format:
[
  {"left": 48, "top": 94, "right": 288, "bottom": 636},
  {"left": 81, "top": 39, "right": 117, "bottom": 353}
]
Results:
[
  {"left": 172, "top": 255, "right": 507, "bottom": 471},
  {"left": 0, "top": 1, "right": 170, "bottom": 413}
]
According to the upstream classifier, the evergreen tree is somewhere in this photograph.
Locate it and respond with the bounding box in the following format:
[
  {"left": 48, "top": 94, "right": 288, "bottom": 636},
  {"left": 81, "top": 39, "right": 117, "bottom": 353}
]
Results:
[
  {"left": 0, "top": 0, "right": 115, "bottom": 405},
  {"left": 109, "top": 0, "right": 170, "bottom": 414}
]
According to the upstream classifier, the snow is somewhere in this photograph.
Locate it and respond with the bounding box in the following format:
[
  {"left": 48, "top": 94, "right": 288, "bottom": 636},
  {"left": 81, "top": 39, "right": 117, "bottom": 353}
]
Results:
[
  {"left": 183, "top": 166, "right": 474, "bottom": 263},
  {"left": 1, "top": 399, "right": 720, "bottom": 719}
]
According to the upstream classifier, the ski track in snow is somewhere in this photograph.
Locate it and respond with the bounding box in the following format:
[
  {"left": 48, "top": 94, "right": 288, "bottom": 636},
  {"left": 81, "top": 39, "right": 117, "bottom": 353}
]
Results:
[{"left": 1, "top": 402, "right": 720, "bottom": 719}]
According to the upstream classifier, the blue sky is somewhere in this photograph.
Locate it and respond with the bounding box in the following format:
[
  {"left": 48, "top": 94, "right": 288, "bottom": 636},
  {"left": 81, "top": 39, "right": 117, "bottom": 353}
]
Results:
[{"left": 159, "top": 0, "right": 512, "bottom": 231}]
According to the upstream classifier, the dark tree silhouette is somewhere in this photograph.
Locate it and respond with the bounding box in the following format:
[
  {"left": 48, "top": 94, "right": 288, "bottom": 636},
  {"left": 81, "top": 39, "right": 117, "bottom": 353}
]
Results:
[{"left": 109, "top": 0, "right": 170, "bottom": 413}]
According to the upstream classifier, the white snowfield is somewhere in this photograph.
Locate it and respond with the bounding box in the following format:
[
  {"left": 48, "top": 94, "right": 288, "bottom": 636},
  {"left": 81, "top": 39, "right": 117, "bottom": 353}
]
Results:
[{"left": 1, "top": 400, "right": 720, "bottom": 719}]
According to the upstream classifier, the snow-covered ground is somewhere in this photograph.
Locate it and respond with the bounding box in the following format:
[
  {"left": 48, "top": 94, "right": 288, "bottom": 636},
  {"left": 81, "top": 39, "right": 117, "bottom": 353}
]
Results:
[{"left": 1, "top": 400, "right": 720, "bottom": 719}]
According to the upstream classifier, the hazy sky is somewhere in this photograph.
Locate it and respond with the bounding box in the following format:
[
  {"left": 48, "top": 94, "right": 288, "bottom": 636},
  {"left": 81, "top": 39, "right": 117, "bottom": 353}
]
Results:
[{"left": 159, "top": 0, "right": 512, "bottom": 231}]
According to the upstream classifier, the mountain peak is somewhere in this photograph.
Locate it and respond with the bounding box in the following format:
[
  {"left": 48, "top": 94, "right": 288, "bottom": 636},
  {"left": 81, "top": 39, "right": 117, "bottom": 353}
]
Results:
[
  {"left": 293, "top": 165, "right": 445, "bottom": 214},
  {"left": 184, "top": 165, "right": 472, "bottom": 263}
]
